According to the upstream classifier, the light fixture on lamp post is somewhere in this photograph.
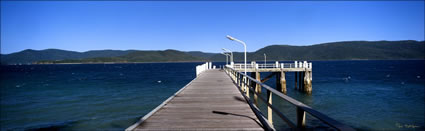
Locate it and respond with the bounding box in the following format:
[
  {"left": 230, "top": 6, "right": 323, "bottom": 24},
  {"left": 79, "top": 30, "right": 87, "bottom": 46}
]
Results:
[{"left": 226, "top": 35, "right": 246, "bottom": 75}]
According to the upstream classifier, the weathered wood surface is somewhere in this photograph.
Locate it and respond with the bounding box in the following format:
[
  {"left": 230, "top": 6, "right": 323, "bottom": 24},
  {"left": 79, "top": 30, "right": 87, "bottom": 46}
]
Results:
[{"left": 131, "top": 69, "right": 263, "bottom": 130}]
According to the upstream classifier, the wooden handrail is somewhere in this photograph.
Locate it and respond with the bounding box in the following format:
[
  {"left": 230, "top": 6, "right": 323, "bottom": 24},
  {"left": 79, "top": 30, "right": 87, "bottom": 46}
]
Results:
[
  {"left": 231, "top": 63, "right": 304, "bottom": 69},
  {"left": 224, "top": 67, "right": 355, "bottom": 131}
]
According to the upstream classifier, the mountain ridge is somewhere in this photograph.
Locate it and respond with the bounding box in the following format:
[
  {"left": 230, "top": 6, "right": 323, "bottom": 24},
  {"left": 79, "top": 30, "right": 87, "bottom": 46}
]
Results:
[{"left": 1, "top": 40, "right": 424, "bottom": 64}]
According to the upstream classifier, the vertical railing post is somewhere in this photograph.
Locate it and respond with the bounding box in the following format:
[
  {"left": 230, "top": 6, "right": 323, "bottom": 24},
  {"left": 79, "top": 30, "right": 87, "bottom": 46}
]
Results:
[
  {"left": 234, "top": 71, "right": 236, "bottom": 81},
  {"left": 234, "top": 70, "right": 236, "bottom": 82},
  {"left": 245, "top": 76, "right": 249, "bottom": 98},
  {"left": 295, "top": 61, "right": 298, "bottom": 68},
  {"left": 267, "top": 90, "right": 273, "bottom": 125},
  {"left": 230, "top": 69, "right": 233, "bottom": 81},
  {"left": 232, "top": 70, "right": 235, "bottom": 81},
  {"left": 242, "top": 75, "right": 246, "bottom": 97},
  {"left": 239, "top": 73, "right": 242, "bottom": 90},
  {"left": 297, "top": 107, "right": 306, "bottom": 130},
  {"left": 240, "top": 73, "right": 242, "bottom": 86},
  {"left": 237, "top": 73, "right": 240, "bottom": 88}
]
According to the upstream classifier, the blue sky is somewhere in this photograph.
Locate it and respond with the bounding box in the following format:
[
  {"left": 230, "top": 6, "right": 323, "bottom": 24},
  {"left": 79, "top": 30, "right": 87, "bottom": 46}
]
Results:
[{"left": 1, "top": 1, "right": 424, "bottom": 54}]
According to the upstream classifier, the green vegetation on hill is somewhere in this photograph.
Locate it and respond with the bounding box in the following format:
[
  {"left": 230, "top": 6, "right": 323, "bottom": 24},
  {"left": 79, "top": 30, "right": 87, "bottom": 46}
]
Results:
[
  {"left": 1, "top": 40, "right": 423, "bottom": 64},
  {"left": 36, "top": 50, "right": 206, "bottom": 64},
  {"left": 1, "top": 49, "right": 134, "bottom": 64},
  {"left": 208, "top": 40, "right": 424, "bottom": 61}
]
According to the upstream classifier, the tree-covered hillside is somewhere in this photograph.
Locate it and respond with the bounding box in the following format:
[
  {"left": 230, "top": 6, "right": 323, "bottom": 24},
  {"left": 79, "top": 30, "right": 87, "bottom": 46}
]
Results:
[{"left": 1, "top": 40, "right": 423, "bottom": 64}]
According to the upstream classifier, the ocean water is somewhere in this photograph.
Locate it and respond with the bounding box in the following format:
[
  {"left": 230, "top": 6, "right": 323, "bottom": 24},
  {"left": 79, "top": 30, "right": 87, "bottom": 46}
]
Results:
[
  {"left": 256, "top": 60, "right": 424, "bottom": 130},
  {"left": 0, "top": 61, "right": 424, "bottom": 130},
  {"left": 0, "top": 63, "right": 198, "bottom": 130}
]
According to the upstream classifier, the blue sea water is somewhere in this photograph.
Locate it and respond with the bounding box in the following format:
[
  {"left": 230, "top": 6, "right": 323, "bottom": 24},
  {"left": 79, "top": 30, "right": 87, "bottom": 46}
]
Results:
[{"left": 0, "top": 60, "right": 424, "bottom": 130}]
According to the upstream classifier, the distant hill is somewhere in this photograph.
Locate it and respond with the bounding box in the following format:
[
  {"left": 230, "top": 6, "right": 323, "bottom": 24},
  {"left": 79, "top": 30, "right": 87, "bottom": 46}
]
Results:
[
  {"left": 186, "top": 51, "right": 216, "bottom": 58},
  {"left": 35, "top": 49, "right": 206, "bottom": 64},
  {"left": 1, "top": 40, "right": 423, "bottom": 64},
  {"left": 1, "top": 49, "right": 135, "bottom": 64},
  {"left": 208, "top": 40, "right": 425, "bottom": 61}
]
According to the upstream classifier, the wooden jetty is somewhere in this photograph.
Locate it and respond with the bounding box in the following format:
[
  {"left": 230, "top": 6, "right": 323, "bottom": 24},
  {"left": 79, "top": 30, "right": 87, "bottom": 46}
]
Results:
[
  {"left": 126, "top": 68, "right": 264, "bottom": 130},
  {"left": 127, "top": 62, "right": 354, "bottom": 131}
]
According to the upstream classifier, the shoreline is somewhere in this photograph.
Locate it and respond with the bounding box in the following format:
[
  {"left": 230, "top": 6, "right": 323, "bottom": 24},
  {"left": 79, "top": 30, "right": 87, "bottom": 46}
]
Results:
[{"left": 1, "top": 59, "right": 424, "bottom": 65}]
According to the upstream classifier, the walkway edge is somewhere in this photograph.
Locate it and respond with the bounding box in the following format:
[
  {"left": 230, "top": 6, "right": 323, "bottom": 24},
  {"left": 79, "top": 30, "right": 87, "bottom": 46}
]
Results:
[{"left": 125, "top": 72, "right": 204, "bottom": 131}]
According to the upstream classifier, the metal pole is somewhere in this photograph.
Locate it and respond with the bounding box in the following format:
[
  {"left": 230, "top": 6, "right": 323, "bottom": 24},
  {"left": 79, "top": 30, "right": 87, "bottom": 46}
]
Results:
[
  {"left": 222, "top": 48, "right": 233, "bottom": 64},
  {"left": 244, "top": 44, "right": 246, "bottom": 75},
  {"left": 231, "top": 52, "right": 233, "bottom": 63},
  {"left": 264, "top": 53, "right": 266, "bottom": 65},
  {"left": 226, "top": 54, "right": 230, "bottom": 65},
  {"left": 221, "top": 53, "right": 230, "bottom": 65},
  {"left": 226, "top": 35, "right": 247, "bottom": 75}
]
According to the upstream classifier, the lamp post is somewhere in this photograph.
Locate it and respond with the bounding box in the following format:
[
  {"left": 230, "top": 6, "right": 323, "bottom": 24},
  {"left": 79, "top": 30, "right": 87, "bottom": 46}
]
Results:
[
  {"left": 226, "top": 35, "right": 247, "bottom": 75},
  {"left": 222, "top": 48, "right": 233, "bottom": 64},
  {"left": 264, "top": 53, "right": 266, "bottom": 65},
  {"left": 221, "top": 52, "right": 230, "bottom": 65}
]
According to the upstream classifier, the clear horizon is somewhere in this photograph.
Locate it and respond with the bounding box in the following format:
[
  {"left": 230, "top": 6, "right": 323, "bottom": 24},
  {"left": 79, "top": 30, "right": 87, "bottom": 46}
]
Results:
[
  {"left": 1, "top": 1, "right": 424, "bottom": 54},
  {"left": 1, "top": 39, "right": 424, "bottom": 55}
]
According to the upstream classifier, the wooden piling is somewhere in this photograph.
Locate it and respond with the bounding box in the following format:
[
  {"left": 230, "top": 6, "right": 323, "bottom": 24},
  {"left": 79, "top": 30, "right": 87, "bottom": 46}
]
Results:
[
  {"left": 304, "top": 71, "right": 312, "bottom": 94},
  {"left": 281, "top": 71, "right": 287, "bottom": 94},
  {"left": 255, "top": 72, "right": 261, "bottom": 106}
]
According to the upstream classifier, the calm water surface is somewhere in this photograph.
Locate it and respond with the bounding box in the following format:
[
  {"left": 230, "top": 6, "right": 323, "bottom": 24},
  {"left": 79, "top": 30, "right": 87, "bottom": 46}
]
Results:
[{"left": 0, "top": 61, "right": 424, "bottom": 130}]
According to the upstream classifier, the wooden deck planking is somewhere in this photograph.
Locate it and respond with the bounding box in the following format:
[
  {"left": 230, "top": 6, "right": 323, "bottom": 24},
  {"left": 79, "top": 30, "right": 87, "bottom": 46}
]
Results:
[{"left": 131, "top": 69, "right": 263, "bottom": 130}]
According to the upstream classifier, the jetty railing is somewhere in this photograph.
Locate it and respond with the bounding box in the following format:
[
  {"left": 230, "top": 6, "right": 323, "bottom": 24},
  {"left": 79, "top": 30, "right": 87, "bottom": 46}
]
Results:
[
  {"left": 231, "top": 61, "right": 312, "bottom": 69},
  {"left": 196, "top": 62, "right": 213, "bottom": 76},
  {"left": 224, "top": 67, "right": 354, "bottom": 131}
]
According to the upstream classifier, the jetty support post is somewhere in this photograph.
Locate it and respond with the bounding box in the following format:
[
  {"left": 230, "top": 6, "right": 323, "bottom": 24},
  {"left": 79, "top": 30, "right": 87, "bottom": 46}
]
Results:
[
  {"left": 304, "top": 71, "right": 312, "bottom": 94},
  {"left": 255, "top": 71, "right": 261, "bottom": 106},
  {"left": 253, "top": 64, "right": 261, "bottom": 106},
  {"left": 281, "top": 71, "right": 287, "bottom": 94}
]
